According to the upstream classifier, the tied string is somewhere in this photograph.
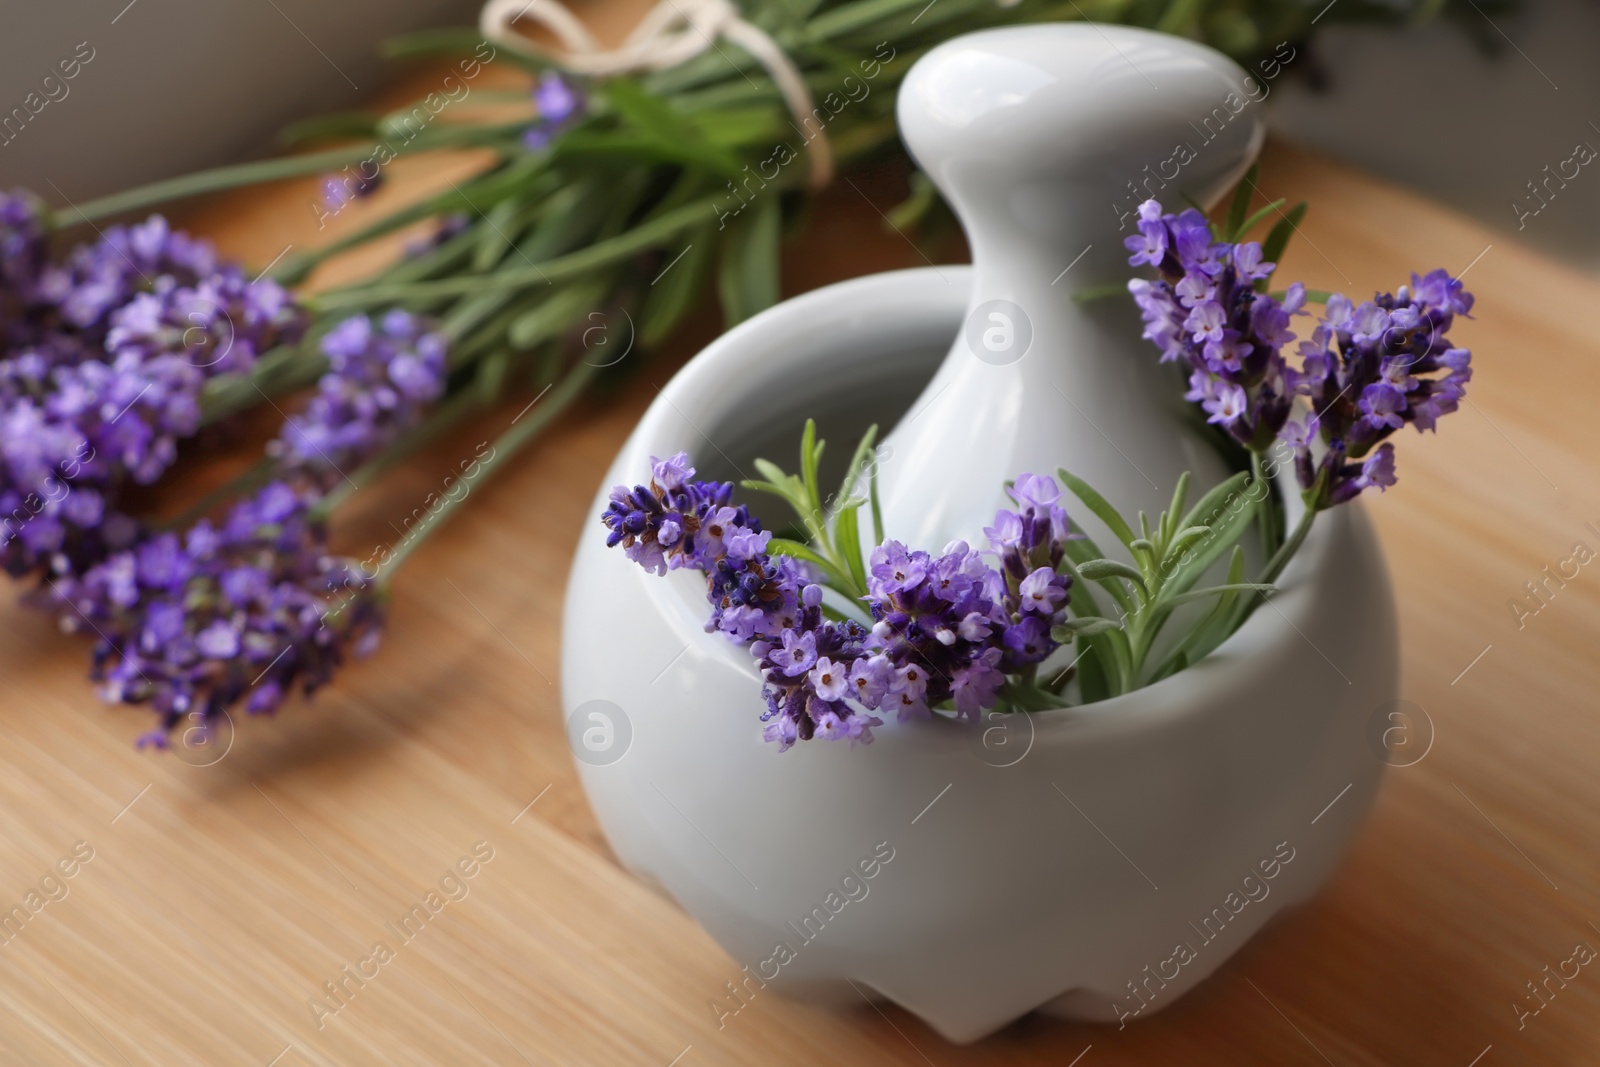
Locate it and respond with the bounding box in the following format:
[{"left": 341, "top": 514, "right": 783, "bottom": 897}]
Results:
[{"left": 480, "top": 0, "right": 834, "bottom": 188}]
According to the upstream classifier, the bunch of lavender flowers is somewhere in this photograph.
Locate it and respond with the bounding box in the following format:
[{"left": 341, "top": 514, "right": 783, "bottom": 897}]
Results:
[
  {"left": 38, "top": 307, "right": 447, "bottom": 741},
  {"left": 0, "top": 210, "right": 305, "bottom": 582},
  {"left": 1126, "top": 197, "right": 1472, "bottom": 522},
  {"left": 0, "top": 196, "right": 454, "bottom": 744},
  {"left": 603, "top": 445, "right": 1083, "bottom": 748},
  {"left": 270, "top": 310, "right": 446, "bottom": 480},
  {"left": 51, "top": 480, "right": 382, "bottom": 743},
  {"left": 1, "top": 9, "right": 1474, "bottom": 750},
  {"left": 75, "top": 308, "right": 450, "bottom": 739}
]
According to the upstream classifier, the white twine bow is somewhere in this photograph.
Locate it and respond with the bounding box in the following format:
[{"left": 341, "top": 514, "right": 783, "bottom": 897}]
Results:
[{"left": 480, "top": 0, "right": 834, "bottom": 188}]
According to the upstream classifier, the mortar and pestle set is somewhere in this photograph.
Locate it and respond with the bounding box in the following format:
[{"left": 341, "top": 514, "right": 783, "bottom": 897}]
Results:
[{"left": 562, "top": 24, "right": 1394, "bottom": 1041}]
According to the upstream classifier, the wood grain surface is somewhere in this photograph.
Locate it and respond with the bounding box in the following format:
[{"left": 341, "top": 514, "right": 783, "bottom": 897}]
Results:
[{"left": 2, "top": 33, "right": 1599, "bottom": 1067}]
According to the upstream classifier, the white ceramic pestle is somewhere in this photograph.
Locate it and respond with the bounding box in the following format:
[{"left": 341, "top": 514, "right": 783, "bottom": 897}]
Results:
[{"left": 876, "top": 25, "right": 1266, "bottom": 551}]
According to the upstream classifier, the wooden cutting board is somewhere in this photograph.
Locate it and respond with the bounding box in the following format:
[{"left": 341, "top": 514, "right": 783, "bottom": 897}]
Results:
[{"left": 1, "top": 39, "right": 1596, "bottom": 1067}]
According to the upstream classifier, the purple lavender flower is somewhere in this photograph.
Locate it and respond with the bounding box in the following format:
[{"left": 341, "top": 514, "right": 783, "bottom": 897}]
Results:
[
  {"left": 535, "top": 74, "right": 581, "bottom": 124},
  {"left": 49, "top": 481, "right": 382, "bottom": 739},
  {"left": 870, "top": 540, "right": 927, "bottom": 594},
  {"left": 105, "top": 265, "right": 301, "bottom": 373},
  {"left": 0, "top": 190, "right": 44, "bottom": 267},
  {"left": 770, "top": 628, "right": 818, "bottom": 676},
  {"left": 522, "top": 73, "right": 585, "bottom": 151},
  {"left": 651, "top": 451, "right": 695, "bottom": 490},
  {"left": 602, "top": 451, "right": 883, "bottom": 749},
  {"left": 1128, "top": 200, "right": 1472, "bottom": 508},
  {"left": 404, "top": 213, "right": 470, "bottom": 259},
  {"left": 1127, "top": 206, "right": 1303, "bottom": 452},
  {"left": 950, "top": 646, "right": 1005, "bottom": 716},
  {"left": 859, "top": 476, "right": 1078, "bottom": 722},
  {"left": 1214, "top": 382, "right": 1251, "bottom": 426},
  {"left": 35, "top": 215, "right": 219, "bottom": 341},
  {"left": 1285, "top": 268, "right": 1473, "bottom": 507},
  {"left": 1001, "top": 615, "right": 1052, "bottom": 664},
  {"left": 1018, "top": 566, "right": 1069, "bottom": 613},
  {"left": 271, "top": 310, "right": 446, "bottom": 480},
  {"left": 0, "top": 191, "right": 48, "bottom": 341},
  {"left": 603, "top": 456, "right": 1083, "bottom": 748},
  {"left": 0, "top": 212, "right": 305, "bottom": 583},
  {"left": 322, "top": 168, "right": 383, "bottom": 212}
]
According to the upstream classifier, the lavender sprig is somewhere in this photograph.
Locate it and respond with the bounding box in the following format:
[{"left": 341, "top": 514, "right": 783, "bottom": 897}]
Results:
[
  {"left": 0, "top": 192, "right": 455, "bottom": 741},
  {"left": 47, "top": 309, "right": 449, "bottom": 739},
  {"left": 603, "top": 435, "right": 1096, "bottom": 748},
  {"left": 1124, "top": 189, "right": 1473, "bottom": 662},
  {"left": 49, "top": 482, "right": 382, "bottom": 742},
  {"left": 602, "top": 430, "right": 1289, "bottom": 741},
  {"left": 602, "top": 451, "right": 884, "bottom": 748},
  {"left": 1126, "top": 196, "right": 1472, "bottom": 520}
]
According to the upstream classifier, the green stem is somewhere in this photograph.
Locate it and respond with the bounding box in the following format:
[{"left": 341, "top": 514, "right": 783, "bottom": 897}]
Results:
[
  {"left": 310, "top": 387, "right": 484, "bottom": 521},
  {"left": 1123, "top": 585, "right": 1166, "bottom": 688},
  {"left": 1256, "top": 502, "right": 1318, "bottom": 588},
  {"left": 998, "top": 679, "right": 1061, "bottom": 712},
  {"left": 1251, "top": 452, "right": 1282, "bottom": 559},
  {"left": 62, "top": 122, "right": 528, "bottom": 225},
  {"left": 62, "top": 144, "right": 376, "bottom": 224},
  {"left": 272, "top": 194, "right": 475, "bottom": 286},
  {"left": 157, "top": 457, "right": 278, "bottom": 531},
  {"left": 804, "top": 0, "right": 996, "bottom": 44},
  {"left": 1225, "top": 503, "right": 1317, "bottom": 634},
  {"left": 313, "top": 194, "right": 728, "bottom": 308},
  {"left": 199, "top": 339, "right": 326, "bottom": 428},
  {"left": 376, "top": 360, "right": 597, "bottom": 579}
]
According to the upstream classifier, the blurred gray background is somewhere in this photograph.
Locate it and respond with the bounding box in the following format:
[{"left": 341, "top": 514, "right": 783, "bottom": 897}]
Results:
[
  {"left": 0, "top": 0, "right": 1594, "bottom": 270},
  {"left": 1268, "top": 0, "right": 1600, "bottom": 272},
  {"left": 0, "top": 0, "right": 482, "bottom": 205}
]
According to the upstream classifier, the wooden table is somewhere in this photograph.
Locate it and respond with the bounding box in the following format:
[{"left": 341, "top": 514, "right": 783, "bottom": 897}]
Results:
[{"left": 2, "top": 54, "right": 1598, "bottom": 1067}]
